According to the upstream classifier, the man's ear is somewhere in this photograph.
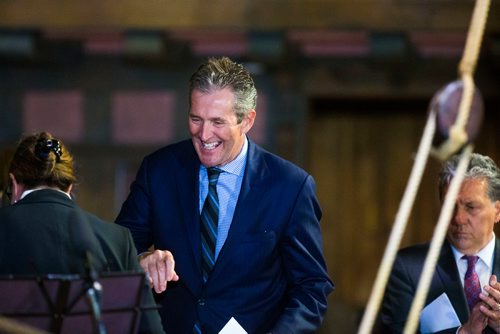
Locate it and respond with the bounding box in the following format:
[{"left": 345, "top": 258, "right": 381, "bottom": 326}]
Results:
[
  {"left": 241, "top": 109, "right": 256, "bottom": 134},
  {"left": 495, "top": 200, "right": 500, "bottom": 224},
  {"left": 9, "top": 173, "right": 24, "bottom": 204}
]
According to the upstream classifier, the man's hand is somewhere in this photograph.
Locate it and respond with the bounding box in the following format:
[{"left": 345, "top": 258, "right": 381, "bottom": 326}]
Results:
[
  {"left": 459, "top": 302, "right": 488, "bottom": 334},
  {"left": 139, "top": 249, "right": 179, "bottom": 293},
  {"left": 479, "top": 275, "right": 500, "bottom": 333}
]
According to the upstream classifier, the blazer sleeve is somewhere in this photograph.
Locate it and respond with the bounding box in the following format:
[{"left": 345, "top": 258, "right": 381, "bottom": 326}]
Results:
[
  {"left": 123, "top": 229, "right": 166, "bottom": 334},
  {"left": 270, "top": 175, "right": 334, "bottom": 333},
  {"left": 115, "top": 157, "right": 154, "bottom": 253},
  {"left": 380, "top": 249, "right": 461, "bottom": 334},
  {"left": 381, "top": 248, "right": 426, "bottom": 334}
]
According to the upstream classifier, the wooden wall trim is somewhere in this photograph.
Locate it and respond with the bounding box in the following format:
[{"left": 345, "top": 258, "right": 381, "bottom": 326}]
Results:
[{"left": 1, "top": 1, "right": 499, "bottom": 31}]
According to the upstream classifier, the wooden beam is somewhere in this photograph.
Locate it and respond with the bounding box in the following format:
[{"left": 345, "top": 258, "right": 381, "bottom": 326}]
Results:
[{"left": 0, "top": 1, "right": 499, "bottom": 32}]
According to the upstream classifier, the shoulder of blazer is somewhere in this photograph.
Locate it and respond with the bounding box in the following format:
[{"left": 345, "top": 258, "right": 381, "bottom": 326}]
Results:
[
  {"left": 247, "top": 139, "right": 309, "bottom": 182},
  {"left": 396, "top": 242, "right": 431, "bottom": 267},
  {"left": 144, "top": 139, "right": 199, "bottom": 170},
  {"left": 83, "top": 209, "right": 128, "bottom": 236},
  {"left": 397, "top": 241, "right": 457, "bottom": 262}
]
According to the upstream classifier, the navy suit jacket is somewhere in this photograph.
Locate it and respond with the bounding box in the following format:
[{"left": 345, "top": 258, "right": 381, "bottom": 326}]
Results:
[
  {"left": 381, "top": 239, "right": 500, "bottom": 334},
  {"left": 0, "top": 189, "right": 165, "bottom": 334},
  {"left": 116, "top": 139, "right": 334, "bottom": 334}
]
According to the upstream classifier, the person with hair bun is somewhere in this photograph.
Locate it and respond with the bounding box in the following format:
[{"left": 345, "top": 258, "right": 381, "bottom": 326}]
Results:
[
  {"left": 0, "top": 148, "right": 13, "bottom": 208},
  {"left": 0, "top": 132, "right": 165, "bottom": 334},
  {"left": 5, "top": 132, "right": 76, "bottom": 205}
]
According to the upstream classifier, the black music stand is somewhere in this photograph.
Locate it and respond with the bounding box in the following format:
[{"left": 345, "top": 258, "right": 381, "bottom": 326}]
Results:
[{"left": 0, "top": 272, "right": 148, "bottom": 334}]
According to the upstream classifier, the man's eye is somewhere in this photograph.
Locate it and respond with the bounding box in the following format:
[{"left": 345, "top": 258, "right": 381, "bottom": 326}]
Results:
[
  {"left": 191, "top": 117, "right": 201, "bottom": 123},
  {"left": 466, "top": 205, "right": 478, "bottom": 211}
]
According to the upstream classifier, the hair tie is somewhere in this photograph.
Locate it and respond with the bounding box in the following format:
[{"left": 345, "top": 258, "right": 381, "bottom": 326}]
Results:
[{"left": 35, "top": 139, "right": 63, "bottom": 162}]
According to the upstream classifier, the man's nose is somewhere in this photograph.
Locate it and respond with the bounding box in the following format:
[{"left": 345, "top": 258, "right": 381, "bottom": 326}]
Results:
[
  {"left": 452, "top": 207, "right": 467, "bottom": 225},
  {"left": 199, "top": 122, "right": 213, "bottom": 141}
]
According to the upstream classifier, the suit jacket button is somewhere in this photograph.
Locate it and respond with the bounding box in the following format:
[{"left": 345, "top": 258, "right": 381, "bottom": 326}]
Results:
[{"left": 197, "top": 298, "right": 206, "bottom": 306}]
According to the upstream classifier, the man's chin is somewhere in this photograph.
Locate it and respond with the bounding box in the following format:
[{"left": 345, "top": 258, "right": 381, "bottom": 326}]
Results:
[
  {"left": 195, "top": 148, "right": 217, "bottom": 164},
  {"left": 198, "top": 155, "right": 220, "bottom": 168},
  {"left": 450, "top": 238, "right": 474, "bottom": 253}
]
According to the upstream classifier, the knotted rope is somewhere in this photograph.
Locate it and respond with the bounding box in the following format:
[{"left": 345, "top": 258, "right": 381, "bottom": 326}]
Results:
[{"left": 358, "top": 1, "right": 490, "bottom": 333}]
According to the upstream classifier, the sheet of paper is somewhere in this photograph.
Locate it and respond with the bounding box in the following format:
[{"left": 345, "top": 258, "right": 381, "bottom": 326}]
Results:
[
  {"left": 219, "top": 317, "right": 248, "bottom": 334},
  {"left": 420, "top": 292, "right": 461, "bottom": 333}
]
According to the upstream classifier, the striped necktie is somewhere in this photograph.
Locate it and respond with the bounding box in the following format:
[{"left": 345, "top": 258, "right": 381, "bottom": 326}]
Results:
[{"left": 200, "top": 167, "right": 221, "bottom": 283}]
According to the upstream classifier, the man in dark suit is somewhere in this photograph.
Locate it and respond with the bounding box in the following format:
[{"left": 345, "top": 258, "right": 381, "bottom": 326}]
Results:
[
  {"left": 0, "top": 132, "right": 164, "bottom": 334},
  {"left": 115, "top": 57, "right": 334, "bottom": 334},
  {"left": 381, "top": 153, "right": 500, "bottom": 333}
]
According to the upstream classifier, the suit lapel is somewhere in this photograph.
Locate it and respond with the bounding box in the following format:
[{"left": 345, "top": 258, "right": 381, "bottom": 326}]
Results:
[
  {"left": 491, "top": 238, "right": 500, "bottom": 277},
  {"left": 213, "top": 141, "right": 268, "bottom": 267},
  {"left": 174, "top": 142, "right": 203, "bottom": 285},
  {"left": 434, "top": 238, "right": 500, "bottom": 327},
  {"left": 435, "top": 241, "right": 469, "bottom": 324}
]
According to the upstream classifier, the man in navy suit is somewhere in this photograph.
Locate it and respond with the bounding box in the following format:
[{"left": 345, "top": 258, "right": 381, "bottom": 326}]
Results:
[
  {"left": 116, "top": 57, "right": 334, "bottom": 334},
  {"left": 380, "top": 153, "right": 500, "bottom": 333}
]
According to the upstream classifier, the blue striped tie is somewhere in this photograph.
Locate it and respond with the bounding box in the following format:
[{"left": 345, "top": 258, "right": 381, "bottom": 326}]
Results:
[
  {"left": 200, "top": 167, "right": 221, "bottom": 283},
  {"left": 193, "top": 322, "right": 202, "bottom": 334}
]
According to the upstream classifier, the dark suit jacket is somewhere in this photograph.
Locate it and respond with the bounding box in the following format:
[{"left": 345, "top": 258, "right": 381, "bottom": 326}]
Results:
[
  {"left": 0, "top": 189, "right": 164, "bottom": 334},
  {"left": 116, "top": 139, "right": 334, "bottom": 334},
  {"left": 380, "top": 239, "right": 500, "bottom": 334}
]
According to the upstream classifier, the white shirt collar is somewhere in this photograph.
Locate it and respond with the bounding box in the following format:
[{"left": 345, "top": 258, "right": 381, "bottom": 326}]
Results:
[
  {"left": 451, "top": 233, "right": 496, "bottom": 269},
  {"left": 21, "top": 187, "right": 72, "bottom": 200}
]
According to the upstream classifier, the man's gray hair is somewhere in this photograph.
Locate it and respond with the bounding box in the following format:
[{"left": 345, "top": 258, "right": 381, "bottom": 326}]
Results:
[
  {"left": 439, "top": 153, "right": 500, "bottom": 202},
  {"left": 189, "top": 57, "right": 257, "bottom": 123}
]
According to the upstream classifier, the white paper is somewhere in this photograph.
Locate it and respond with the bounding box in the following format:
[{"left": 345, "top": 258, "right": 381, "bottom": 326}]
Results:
[
  {"left": 420, "top": 293, "right": 461, "bottom": 333},
  {"left": 219, "top": 317, "right": 247, "bottom": 334}
]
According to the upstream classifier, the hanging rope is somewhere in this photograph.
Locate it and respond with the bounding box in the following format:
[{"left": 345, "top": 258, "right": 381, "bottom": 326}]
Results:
[
  {"left": 357, "top": 104, "right": 437, "bottom": 334},
  {"left": 404, "top": 145, "right": 473, "bottom": 334},
  {"left": 432, "top": 0, "right": 491, "bottom": 161},
  {"left": 0, "top": 316, "right": 49, "bottom": 334},
  {"left": 357, "top": 0, "right": 490, "bottom": 332}
]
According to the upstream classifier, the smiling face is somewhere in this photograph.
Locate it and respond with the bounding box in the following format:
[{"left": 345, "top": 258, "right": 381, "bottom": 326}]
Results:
[
  {"left": 446, "top": 177, "right": 500, "bottom": 255},
  {"left": 189, "top": 88, "right": 255, "bottom": 168}
]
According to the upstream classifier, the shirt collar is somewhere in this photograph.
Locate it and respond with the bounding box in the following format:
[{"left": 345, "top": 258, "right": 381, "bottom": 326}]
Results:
[{"left": 21, "top": 187, "right": 72, "bottom": 200}]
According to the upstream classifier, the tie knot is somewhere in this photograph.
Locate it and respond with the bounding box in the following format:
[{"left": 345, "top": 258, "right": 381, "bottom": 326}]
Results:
[
  {"left": 207, "top": 168, "right": 221, "bottom": 185},
  {"left": 463, "top": 255, "right": 479, "bottom": 268}
]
